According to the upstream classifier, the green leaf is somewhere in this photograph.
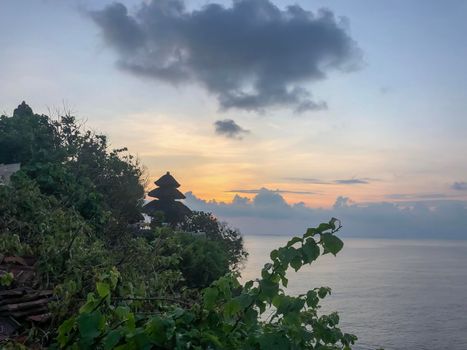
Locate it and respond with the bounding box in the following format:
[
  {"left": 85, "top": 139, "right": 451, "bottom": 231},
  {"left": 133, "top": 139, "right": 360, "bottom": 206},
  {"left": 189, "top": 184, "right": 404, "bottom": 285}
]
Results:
[
  {"left": 329, "top": 217, "right": 339, "bottom": 230},
  {"left": 203, "top": 287, "right": 219, "bottom": 310},
  {"left": 244, "top": 307, "right": 258, "bottom": 324},
  {"left": 277, "top": 247, "right": 291, "bottom": 264},
  {"left": 328, "top": 312, "right": 340, "bottom": 326},
  {"left": 270, "top": 249, "right": 279, "bottom": 260},
  {"left": 290, "top": 255, "right": 302, "bottom": 271},
  {"left": 306, "top": 290, "right": 319, "bottom": 308},
  {"left": 305, "top": 227, "right": 317, "bottom": 237},
  {"left": 259, "top": 279, "right": 279, "bottom": 299},
  {"left": 244, "top": 280, "right": 254, "bottom": 290},
  {"left": 261, "top": 268, "right": 271, "bottom": 279},
  {"left": 223, "top": 299, "right": 241, "bottom": 318},
  {"left": 272, "top": 294, "right": 284, "bottom": 308},
  {"left": 96, "top": 282, "right": 110, "bottom": 298},
  {"left": 217, "top": 277, "right": 232, "bottom": 299},
  {"left": 236, "top": 294, "right": 253, "bottom": 308},
  {"left": 126, "top": 312, "right": 136, "bottom": 332},
  {"left": 258, "top": 333, "right": 289, "bottom": 350},
  {"left": 302, "top": 239, "right": 320, "bottom": 263},
  {"left": 109, "top": 267, "right": 120, "bottom": 289},
  {"left": 77, "top": 312, "right": 103, "bottom": 341},
  {"left": 283, "top": 246, "right": 299, "bottom": 266},
  {"left": 57, "top": 317, "right": 75, "bottom": 346},
  {"left": 115, "top": 306, "right": 130, "bottom": 321},
  {"left": 291, "top": 298, "right": 306, "bottom": 313},
  {"left": 257, "top": 301, "right": 266, "bottom": 314},
  {"left": 318, "top": 287, "right": 331, "bottom": 298},
  {"left": 103, "top": 330, "right": 121, "bottom": 350},
  {"left": 80, "top": 293, "right": 97, "bottom": 313},
  {"left": 317, "top": 223, "right": 332, "bottom": 233},
  {"left": 321, "top": 233, "right": 344, "bottom": 256},
  {"left": 146, "top": 317, "right": 168, "bottom": 345},
  {"left": 286, "top": 236, "right": 302, "bottom": 247},
  {"left": 203, "top": 333, "right": 223, "bottom": 347},
  {"left": 131, "top": 331, "right": 152, "bottom": 350}
]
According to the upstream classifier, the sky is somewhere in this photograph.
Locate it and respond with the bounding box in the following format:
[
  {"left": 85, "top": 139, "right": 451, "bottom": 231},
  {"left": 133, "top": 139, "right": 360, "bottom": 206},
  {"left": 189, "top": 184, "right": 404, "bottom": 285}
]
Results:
[{"left": 1, "top": 0, "right": 467, "bottom": 238}]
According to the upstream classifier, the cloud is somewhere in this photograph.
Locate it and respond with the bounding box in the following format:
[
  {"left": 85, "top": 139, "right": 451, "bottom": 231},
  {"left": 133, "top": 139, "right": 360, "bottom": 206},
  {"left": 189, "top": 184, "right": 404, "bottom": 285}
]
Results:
[
  {"left": 334, "top": 178, "right": 369, "bottom": 185},
  {"left": 283, "top": 177, "right": 330, "bottom": 184},
  {"left": 185, "top": 188, "right": 310, "bottom": 220},
  {"left": 90, "top": 0, "right": 361, "bottom": 113},
  {"left": 451, "top": 182, "right": 467, "bottom": 191},
  {"left": 284, "top": 177, "right": 374, "bottom": 185},
  {"left": 214, "top": 119, "right": 249, "bottom": 139},
  {"left": 184, "top": 189, "right": 467, "bottom": 238},
  {"left": 227, "top": 187, "right": 316, "bottom": 195},
  {"left": 385, "top": 193, "right": 448, "bottom": 200}
]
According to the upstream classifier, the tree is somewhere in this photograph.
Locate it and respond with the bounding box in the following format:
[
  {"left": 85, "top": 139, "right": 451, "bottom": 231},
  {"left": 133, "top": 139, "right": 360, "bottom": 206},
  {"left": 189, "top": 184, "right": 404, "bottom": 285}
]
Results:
[
  {"left": 174, "top": 233, "right": 231, "bottom": 288},
  {"left": 179, "top": 211, "right": 248, "bottom": 271},
  {"left": 0, "top": 102, "right": 145, "bottom": 239}
]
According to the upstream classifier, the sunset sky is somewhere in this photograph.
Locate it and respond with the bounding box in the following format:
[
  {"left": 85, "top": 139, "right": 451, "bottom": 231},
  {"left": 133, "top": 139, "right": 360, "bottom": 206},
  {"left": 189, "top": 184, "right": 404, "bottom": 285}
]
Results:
[{"left": 1, "top": 0, "right": 467, "bottom": 236}]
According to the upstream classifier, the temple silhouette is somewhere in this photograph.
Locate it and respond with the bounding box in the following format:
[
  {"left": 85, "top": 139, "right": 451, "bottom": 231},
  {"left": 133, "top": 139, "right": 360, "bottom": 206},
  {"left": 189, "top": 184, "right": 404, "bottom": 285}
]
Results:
[{"left": 143, "top": 171, "right": 191, "bottom": 225}]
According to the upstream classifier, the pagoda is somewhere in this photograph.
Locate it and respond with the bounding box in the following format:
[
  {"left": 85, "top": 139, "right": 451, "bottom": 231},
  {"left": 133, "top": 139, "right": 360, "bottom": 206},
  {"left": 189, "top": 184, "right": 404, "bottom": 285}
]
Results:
[{"left": 143, "top": 171, "right": 192, "bottom": 225}]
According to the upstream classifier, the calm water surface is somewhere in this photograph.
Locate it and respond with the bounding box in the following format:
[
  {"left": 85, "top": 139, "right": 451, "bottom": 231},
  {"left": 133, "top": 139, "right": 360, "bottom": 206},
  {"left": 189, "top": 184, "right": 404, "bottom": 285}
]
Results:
[{"left": 241, "top": 236, "right": 467, "bottom": 350}]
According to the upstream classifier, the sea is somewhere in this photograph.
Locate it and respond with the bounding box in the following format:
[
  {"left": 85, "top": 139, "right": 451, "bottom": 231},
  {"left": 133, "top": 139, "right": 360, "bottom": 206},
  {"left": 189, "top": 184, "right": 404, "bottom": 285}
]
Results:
[{"left": 241, "top": 236, "right": 467, "bottom": 350}]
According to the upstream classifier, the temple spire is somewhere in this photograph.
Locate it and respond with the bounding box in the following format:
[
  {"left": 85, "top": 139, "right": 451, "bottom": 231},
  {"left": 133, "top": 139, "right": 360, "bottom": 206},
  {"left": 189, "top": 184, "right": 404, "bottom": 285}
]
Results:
[{"left": 143, "top": 171, "right": 191, "bottom": 225}]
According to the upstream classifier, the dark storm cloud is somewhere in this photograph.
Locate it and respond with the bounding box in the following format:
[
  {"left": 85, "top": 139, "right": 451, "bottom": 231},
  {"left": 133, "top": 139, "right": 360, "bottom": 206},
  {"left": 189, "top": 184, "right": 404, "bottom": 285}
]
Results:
[
  {"left": 90, "top": 3, "right": 145, "bottom": 53},
  {"left": 451, "top": 182, "right": 467, "bottom": 191},
  {"left": 214, "top": 119, "right": 249, "bottom": 139},
  {"left": 184, "top": 189, "right": 467, "bottom": 238},
  {"left": 90, "top": 0, "right": 361, "bottom": 112}
]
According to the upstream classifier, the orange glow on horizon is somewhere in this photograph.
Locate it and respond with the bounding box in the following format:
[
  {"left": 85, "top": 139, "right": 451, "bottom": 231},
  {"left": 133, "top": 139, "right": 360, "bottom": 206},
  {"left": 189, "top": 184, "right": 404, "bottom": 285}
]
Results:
[
  {"left": 146, "top": 170, "right": 416, "bottom": 209},
  {"left": 90, "top": 111, "right": 467, "bottom": 211}
]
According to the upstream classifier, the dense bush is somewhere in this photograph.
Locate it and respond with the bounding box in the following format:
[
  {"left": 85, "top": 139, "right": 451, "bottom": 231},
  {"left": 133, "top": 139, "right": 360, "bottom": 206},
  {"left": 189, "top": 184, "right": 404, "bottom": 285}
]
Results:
[
  {"left": 0, "top": 102, "right": 145, "bottom": 239},
  {"left": 173, "top": 233, "right": 231, "bottom": 288},
  {"left": 0, "top": 172, "right": 185, "bottom": 333},
  {"left": 179, "top": 211, "right": 248, "bottom": 271},
  {"left": 52, "top": 219, "right": 356, "bottom": 349}
]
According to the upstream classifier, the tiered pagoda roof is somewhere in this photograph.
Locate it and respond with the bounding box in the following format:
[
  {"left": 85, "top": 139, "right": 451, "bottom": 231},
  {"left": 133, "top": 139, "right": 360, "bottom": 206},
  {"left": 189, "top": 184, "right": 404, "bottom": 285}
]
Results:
[
  {"left": 155, "top": 172, "right": 181, "bottom": 188},
  {"left": 148, "top": 185, "right": 185, "bottom": 200},
  {"left": 143, "top": 171, "right": 191, "bottom": 225}
]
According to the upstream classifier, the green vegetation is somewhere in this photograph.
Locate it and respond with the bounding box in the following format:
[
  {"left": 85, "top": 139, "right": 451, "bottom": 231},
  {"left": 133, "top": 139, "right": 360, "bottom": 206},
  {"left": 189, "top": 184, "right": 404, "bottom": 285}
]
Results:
[
  {"left": 0, "top": 103, "right": 356, "bottom": 349},
  {"left": 179, "top": 211, "right": 248, "bottom": 275},
  {"left": 52, "top": 219, "right": 355, "bottom": 350}
]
